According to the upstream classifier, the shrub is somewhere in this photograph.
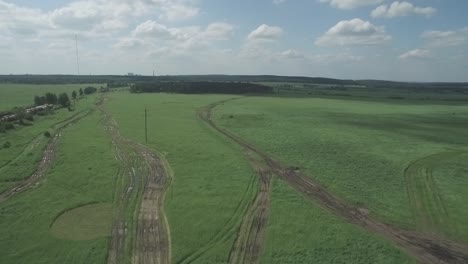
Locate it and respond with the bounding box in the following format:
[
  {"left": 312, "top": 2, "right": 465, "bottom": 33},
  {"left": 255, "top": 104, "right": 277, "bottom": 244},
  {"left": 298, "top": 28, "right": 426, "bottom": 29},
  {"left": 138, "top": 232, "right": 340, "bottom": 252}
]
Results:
[
  {"left": 3, "top": 141, "right": 11, "bottom": 148},
  {"left": 4, "top": 122, "right": 14, "bottom": 130},
  {"left": 25, "top": 114, "right": 34, "bottom": 121},
  {"left": 44, "top": 131, "right": 51, "bottom": 138}
]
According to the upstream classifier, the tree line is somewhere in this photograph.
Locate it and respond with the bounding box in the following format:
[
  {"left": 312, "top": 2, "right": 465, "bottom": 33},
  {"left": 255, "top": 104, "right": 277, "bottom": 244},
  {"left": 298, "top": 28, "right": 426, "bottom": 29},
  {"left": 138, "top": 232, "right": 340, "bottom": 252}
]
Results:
[
  {"left": 130, "top": 81, "right": 273, "bottom": 94},
  {"left": 33, "top": 87, "right": 97, "bottom": 107}
]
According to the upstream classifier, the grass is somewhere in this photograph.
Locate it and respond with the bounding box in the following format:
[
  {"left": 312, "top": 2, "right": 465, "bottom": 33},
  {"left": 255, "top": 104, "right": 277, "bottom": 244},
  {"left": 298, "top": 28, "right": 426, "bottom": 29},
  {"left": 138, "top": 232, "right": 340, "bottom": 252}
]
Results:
[
  {"left": 214, "top": 96, "right": 468, "bottom": 240},
  {"left": 0, "top": 83, "right": 102, "bottom": 111},
  {"left": 105, "top": 92, "right": 257, "bottom": 263},
  {"left": 0, "top": 95, "right": 96, "bottom": 185},
  {"left": 432, "top": 152, "right": 468, "bottom": 242},
  {"left": 261, "top": 178, "right": 415, "bottom": 264},
  {"left": 107, "top": 92, "right": 421, "bottom": 263},
  {"left": 0, "top": 110, "right": 118, "bottom": 264},
  {"left": 51, "top": 203, "right": 113, "bottom": 241}
]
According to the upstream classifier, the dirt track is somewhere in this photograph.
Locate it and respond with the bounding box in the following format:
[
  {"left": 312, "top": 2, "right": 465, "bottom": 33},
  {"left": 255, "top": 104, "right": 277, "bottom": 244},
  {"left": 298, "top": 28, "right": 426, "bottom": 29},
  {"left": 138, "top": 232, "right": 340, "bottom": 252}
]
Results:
[
  {"left": 228, "top": 150, "right": 272, "bottom": 264},
  {"left": 100, "top": 104, "right": 171, "bottom": 264},
  {"left": 0, "top": 109, "right": 91, "bottom": 203},
  {"left": 200, "top": 99, "right": 468, "bottom": 264}
]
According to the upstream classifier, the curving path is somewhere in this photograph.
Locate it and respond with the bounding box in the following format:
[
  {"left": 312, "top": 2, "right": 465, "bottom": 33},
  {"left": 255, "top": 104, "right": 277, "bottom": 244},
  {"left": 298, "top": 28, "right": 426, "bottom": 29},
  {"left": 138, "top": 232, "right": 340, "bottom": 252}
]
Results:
[
  {"left": 100, "top": 103, "right": 171, "bottom": 264},
  {"left": 0, "top": 109, "right": 92, "bottom": 203},
  {"left": 200, "top": 98, "right": 468, "bottom": 264}
]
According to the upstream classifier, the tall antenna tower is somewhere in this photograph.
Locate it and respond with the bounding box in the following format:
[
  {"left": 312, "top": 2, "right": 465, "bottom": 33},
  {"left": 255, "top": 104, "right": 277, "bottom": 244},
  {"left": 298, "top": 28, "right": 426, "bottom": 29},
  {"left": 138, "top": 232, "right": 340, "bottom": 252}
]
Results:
[{"left": 75, "top": 35, "right": 80, "bottom": 75}]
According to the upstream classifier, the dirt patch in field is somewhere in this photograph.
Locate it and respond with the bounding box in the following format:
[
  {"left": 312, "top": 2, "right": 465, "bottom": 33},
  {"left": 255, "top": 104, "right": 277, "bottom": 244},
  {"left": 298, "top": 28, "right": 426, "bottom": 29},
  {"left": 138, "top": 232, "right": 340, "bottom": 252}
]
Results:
[
  {"left": 99, "top": 102, "right": 171, "bottom": 264},
  {"left": 200, "top": 99, "right": 468, "bottom": 264},
  {"left": 50, "top": 203, "right": 112, "bottom": 241}
]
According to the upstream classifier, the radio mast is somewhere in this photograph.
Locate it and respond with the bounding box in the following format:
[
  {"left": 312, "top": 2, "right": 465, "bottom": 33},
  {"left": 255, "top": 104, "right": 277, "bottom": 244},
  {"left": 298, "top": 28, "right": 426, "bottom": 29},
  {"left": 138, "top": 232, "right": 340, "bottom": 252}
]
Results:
[{"left": 75, "top": 35, "right": 80, "bottom": 75}]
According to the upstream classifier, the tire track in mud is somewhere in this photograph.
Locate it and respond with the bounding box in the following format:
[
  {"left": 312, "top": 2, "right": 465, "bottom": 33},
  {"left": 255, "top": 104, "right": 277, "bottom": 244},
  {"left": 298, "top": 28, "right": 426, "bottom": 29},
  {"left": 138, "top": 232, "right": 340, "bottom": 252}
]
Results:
[
  {"left": 405, "top": 152, "right": 463, "bottom": 237},
  {"left": 228, "top": 149, "right": 272, "bottom": 264},
  {"left": 0, "top": 109, "right": 89, "bottom": 171},
  {"left": 100, "top": 104, "right": 171, "bottom": 264},
  {"left": 200, "top": 99, "right": 468, "bottom": 264},
  {"left": 177, "top": 109, "right": 273, "bottom": 264},
  {"left": 0, "top": 109, "right": 92, "bottom": 203}
]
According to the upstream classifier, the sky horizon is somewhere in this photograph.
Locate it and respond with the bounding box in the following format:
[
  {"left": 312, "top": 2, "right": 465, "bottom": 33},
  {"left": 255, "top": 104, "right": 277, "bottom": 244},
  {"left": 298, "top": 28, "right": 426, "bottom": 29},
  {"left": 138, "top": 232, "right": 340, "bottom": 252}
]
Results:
[{"left": 1, "top": 0, "right": 467, "bottom": 82}]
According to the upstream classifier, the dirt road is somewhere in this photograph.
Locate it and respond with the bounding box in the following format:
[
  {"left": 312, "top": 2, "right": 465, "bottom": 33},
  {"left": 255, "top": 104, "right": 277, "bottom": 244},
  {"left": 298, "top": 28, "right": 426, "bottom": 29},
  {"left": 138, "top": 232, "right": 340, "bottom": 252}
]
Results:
[
  {"left": 228, "top": 150, "right": 272, "bottom": 264},
  {"left": 200, "top": 99, "right": 468, "bottom": 264},
  {"left": 100, "top": 104, "right": 171, "bottom": 264},
  {"left": 0, "top": 109, "right": 91, "bottom": 203}
]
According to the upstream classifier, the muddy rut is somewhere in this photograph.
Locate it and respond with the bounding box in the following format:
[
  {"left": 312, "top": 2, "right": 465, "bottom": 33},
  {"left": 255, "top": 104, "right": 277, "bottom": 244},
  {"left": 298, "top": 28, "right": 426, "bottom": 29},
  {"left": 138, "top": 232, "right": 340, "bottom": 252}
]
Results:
[
  {"left": 100, "top": 105, "right": 171, "bottom": 264},
  {"left": 200, "top": 99, "right": 468, "bottom": 264},
  {"left": 0, "top": 109, "right": 91, "bottom": 203},
  {"left": 228, "top": 150, "right": 272, "bottom": 264}
]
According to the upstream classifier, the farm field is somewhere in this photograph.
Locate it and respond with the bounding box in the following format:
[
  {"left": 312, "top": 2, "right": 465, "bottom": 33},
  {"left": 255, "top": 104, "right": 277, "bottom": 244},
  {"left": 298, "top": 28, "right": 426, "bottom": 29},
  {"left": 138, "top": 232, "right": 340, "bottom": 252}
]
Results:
[
  {"left": 214, "top": 96, "right": 468, "bottom": 243},
  {"left": 0, "top": 110, "right": 118, "bottom": 263},
  {"left": 0, "top": 96, "right": 96, "bottom": 194},
  {"left": 1, "top": 83, "right": 468, "bottom": 264},
  {"left": 106, "top": 92, "right": 416, "bottom": 263}
]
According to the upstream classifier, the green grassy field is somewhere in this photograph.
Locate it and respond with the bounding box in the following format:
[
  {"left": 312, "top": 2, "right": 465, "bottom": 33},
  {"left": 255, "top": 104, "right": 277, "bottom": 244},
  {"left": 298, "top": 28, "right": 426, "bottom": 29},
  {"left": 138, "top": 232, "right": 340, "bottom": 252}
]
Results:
[
  {"left": 106, "top": 92, "right": 417, "bottom": 263},
  {"left": 214, "top": 96, "right": 468, "bottom": 242},
  {"left": 0, "top": 110, "right": 118, "bottom": 263},
  {"left": 0, "top": 96, "right": 95, "bottom": 192},
  {"left": 0, "top": 83, "right": 102, "bottom": 111},
  {"left": 261, "top": 179, "right": 414, "bottom": 264},
  {"left": 106, "top": 93, "right": 256, "bottom": 263},
  {"left": 2, "top": 83, "right": 467, "bottom": 263}
]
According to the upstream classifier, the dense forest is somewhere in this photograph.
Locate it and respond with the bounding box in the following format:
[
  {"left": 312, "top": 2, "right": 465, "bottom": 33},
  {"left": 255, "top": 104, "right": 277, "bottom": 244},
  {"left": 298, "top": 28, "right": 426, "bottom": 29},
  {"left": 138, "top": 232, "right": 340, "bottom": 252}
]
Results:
[{"left": 130, "top": 81, "right": 273, "bottom": 94}]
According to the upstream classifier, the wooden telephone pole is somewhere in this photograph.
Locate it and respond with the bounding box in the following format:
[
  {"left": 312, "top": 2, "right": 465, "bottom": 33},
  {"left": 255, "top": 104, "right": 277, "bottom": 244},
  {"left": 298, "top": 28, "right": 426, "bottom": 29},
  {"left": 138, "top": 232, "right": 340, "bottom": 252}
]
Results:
[{"left": 145, "top": 108, "right": 148, "bottom": 143}]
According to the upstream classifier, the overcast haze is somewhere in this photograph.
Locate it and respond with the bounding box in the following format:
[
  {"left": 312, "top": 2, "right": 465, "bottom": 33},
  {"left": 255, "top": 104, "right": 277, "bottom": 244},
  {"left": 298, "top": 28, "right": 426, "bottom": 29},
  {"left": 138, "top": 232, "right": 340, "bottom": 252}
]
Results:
[{"left": 1, "top": 0, "right": 467, "bottom": 81}]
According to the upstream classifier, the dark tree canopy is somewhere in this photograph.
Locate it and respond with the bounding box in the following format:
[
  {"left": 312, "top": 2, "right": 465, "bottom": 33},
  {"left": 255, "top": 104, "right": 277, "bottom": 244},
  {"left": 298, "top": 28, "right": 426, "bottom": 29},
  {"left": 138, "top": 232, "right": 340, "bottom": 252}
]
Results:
[
  {"left": 72, "top": 90, "right": 77, "bottom": 99},
  {"left": 130, "top": 81, "right": 273, "bottom": 95},
  {"left": 79, "top": 88, "right": 84, "bottom": 96},
  {"left": 84, "top": 87, "right": 97, "bottom": 95},
  {"left": 58, "top": 93, "right": 70, "bottom": 107},
  {"left": 45, "top": 93, "right": 58, "bottom": 105}
]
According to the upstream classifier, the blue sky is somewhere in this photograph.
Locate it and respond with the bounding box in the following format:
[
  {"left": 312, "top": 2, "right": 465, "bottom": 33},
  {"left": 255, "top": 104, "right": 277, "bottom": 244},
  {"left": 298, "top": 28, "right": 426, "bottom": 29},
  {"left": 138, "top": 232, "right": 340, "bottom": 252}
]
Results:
[{"left": 0, "top": 0, "right": 467, "bottom": 81}]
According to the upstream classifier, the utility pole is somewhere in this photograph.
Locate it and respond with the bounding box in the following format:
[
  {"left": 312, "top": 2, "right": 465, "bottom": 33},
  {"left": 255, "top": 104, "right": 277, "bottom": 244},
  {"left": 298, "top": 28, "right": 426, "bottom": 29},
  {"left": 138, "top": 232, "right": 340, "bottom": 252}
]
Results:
[{"left": 145, "top": 108, "right": 148, "bottom": 143}]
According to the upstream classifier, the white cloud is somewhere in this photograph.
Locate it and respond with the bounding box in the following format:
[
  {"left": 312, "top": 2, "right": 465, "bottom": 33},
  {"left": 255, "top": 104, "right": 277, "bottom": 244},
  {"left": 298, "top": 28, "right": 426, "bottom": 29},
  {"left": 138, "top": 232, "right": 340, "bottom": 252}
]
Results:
[
  {"left": 280, "top": 49, "right": 305, "bottom": 60},
  {"left": 319, "top": 0, "right": 383, "bottom": 10},
  {"left": 247, "top": 24, "right": 283, "bottom": 42},
  {"left": 371, "top": 1, "right": 436, "bottom": 18},
  {"left": 315, "top": 18, "right": 391, "bottom": 46},
  {"left": 158, "top": 3, "right": 199, "bottom": 22},
  {"left": 422, "top": 28, "right": 468, "bottom": 47},
  {"left": 399, "top": 49, "right": 431, "bottom": 59}
]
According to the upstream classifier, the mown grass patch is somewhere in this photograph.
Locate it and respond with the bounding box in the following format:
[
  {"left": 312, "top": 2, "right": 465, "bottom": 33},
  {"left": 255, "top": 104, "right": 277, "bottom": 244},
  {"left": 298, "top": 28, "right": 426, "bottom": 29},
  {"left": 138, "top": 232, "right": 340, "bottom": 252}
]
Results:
[{"left": 51, "top": 203, "right": 113, "bottom": 241}]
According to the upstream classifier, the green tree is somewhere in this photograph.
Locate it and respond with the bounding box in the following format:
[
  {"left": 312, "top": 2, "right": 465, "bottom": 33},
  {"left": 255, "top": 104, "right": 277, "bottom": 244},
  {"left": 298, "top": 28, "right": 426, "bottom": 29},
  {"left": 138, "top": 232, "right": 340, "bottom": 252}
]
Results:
[
  {"left": 58, "top": 93, "right": 70, "bottom": 107},
  {"left": 72, "top": 90, "right": 77, "bottom": 100},
  {"left": 79, "top": 88, "right": 84, "bottom": 96},
  {"left": 45, "top": 93, "right": 58, "bottom": 105},
  {"left": 34, "top": 95, "right": 46, "bottom": 106}
]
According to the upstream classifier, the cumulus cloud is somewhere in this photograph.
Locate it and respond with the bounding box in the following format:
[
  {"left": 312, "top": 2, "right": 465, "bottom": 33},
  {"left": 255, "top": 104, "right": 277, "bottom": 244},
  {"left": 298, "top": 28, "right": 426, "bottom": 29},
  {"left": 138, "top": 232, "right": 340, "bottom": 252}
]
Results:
[
  {"left": 319, "top": 0, "right": 383, "bottom": 10},
  {"left": 371, "top": 1, "right": 436, "bottom": 18},
  {"left": 247, "top": 24, "right": 283, "bottom": 42},
  {"left": 315, "top": 18, "right": 391, "bottom": 46},
  {"left": 422, "top": 28, "right": 468, "bottom": 47},
  {"left": 0, "top": 0, "right": 200, "bottom": 41},
  {"left": 399, "top": 49, "right": 431, "bottom": 59}
]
